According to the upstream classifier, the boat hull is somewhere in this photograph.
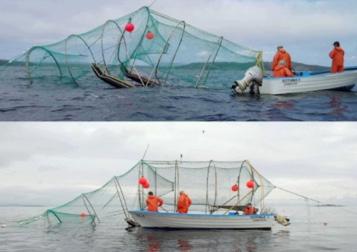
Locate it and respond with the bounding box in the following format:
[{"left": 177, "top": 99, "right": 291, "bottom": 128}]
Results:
[
  {"left": 260, "top": 70, "right": 357, "bottom": 95},
  {"left": 129, "top": 211, "right": 275, "bottom": 230}
]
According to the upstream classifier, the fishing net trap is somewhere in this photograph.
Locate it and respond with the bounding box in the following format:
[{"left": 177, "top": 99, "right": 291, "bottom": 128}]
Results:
[
  {"left": 19, "top": 160, "right": 276, "bottom": 227},
  {"left": 1, "top": 6, "right": 262, "bottom": 89}
]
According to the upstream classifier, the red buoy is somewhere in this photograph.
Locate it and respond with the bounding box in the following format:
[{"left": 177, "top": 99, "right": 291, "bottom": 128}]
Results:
[
  {"left": 231, "top": 184, "right": 239, "bottom": 192},
  {"left": 246, "top": 180, "right": 255, "bottom": 189},
  {"left": 80, "top": 212, "right": 88, "bottom": 217},
  {"left": 138, "top": 176, "right": 148, "bottom": 186},
  {"left": 146, "top": 31, "right": 155, "bottom": 40},
  {"left": 143, "top": 182, "right": 150, "bottom": 189},
  {"left": 125, "top": 22, "right": 135, "bottom": 33}
]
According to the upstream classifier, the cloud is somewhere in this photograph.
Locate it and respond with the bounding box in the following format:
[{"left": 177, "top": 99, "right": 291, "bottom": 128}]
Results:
[
  {"left": 0, "top": 0, "right": 356, "bottom": 65},
  {"left": 0, "top": 122, "right": 357, "bottom": 205}
]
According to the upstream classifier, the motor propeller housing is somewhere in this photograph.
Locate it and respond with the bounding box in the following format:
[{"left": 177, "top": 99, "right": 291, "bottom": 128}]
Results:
[{"left": 233, "top": 66, "right": 263, "bottom": 94}]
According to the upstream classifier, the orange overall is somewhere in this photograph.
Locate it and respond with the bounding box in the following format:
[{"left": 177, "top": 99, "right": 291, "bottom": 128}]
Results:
[
  {"left": 272, "top": 49, "right": 292, "bottom": 71},
  {"left": 146, "top": 195, "right": 163, "bottom": 212},
  {"left": 177, "top": 193, "right": 192, "bottom": 214},
  {"left": 243, "top": 205, "right": 257, "bottom": 215},
  {"left": 329, "top": 47, "right": 345, "bottom": 73},
  {"left": 273, "top": 65, "right": 294, "bottom": 78}
]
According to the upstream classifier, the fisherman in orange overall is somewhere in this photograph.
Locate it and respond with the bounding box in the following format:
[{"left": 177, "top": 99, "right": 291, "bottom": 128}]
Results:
[
  {"left": 272, "top": 46, "right": 293, "bottom": 72},
  {"left": 243, "top": 203, "right": 258, "bottom": 215},
  {"left": 177, "top": 191, "right": 192, "bottom": 214},
  {"left": 329, "top": 41, "right": 345, "bottom": 73},
  {"left": 146, "top": 191, "right": 163, "bottom": 212},
  {"left": 273, "top": 60, "right": 294, "bottom": 78}
]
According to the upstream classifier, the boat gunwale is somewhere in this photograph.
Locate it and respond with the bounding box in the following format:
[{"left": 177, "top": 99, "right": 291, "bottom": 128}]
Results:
[
  {"left": 264, "top": 69, "right": 357, "bottom": 80},
  {"left": 129, "top": 210, "right": 275, "bottom": 219}
]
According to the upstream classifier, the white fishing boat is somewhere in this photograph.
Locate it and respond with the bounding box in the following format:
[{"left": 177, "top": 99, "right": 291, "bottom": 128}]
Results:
[
  {"left": 129, "top": 211, "right": 275, "bottom": 230},
  {"left": 233, "top": 67, "right": 357, "bottom": 95},
  {"left": 120, "top": 160, "right": 290, "bottom": 230},
  {"left": 260, "top": 69, "right": 357, "bottom": 95},
  {"left": 26, "top": 160, "right": 290, "bottom": 230}
]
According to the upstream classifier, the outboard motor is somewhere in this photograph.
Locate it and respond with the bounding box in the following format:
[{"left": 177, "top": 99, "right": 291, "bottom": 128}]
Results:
[
  {"left": 232, "top": 66, "right": 263, "bottom": 95},
  {"left": 274, "top": 214, "right": 291, "bottom": 226}
]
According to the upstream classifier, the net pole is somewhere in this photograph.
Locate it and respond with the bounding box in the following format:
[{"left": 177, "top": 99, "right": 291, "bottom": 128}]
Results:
[
  {"left": 237, "top": 161, "right": 245, "bottom": 205},
  {"left": 248, "top": 161, "right": 265, "bottom": 210},
  {"left": 162, "top": 21, "right": 186, "bottom": 85},
  {"left": 138, "top": 161, "right": 144, "bottom": 210},
  {"left": 101, "top": 20, "right": 124, "bottom": 74},
  {"left": 127, "top": 7, "right": 151, "bottom": 60},
  {"left": 82, "top": 193, "right": 101, "bottom": 223},
  {"left": 129, "top": 51, "right": 146, "bottom": 86},
  {"left": 81, "top": 195, "right": 96, "bottom": 225},
  {"left": 246, "top": 160, "right": 275, "bottom": 207},
  {"left": 196, "top": 55, "right": 212, "bottom": 88},
  {"left": 154, "top": 167, "right": 157, "bottom": 195},
  {"left": 200, "top": 36, "right": 224, "bottom": 86},
  {"left": 116, "top": 21, "right": 131, "bottom": 67},
  {"left": 152, "top": 20, "right": 186, "bottom": 85},
  {"left": 248, "top": 161, "right": 255, "bottom": 204},
  {"left": 81, "top": 194, "right": 91, "bottom": 214},
  {"left": 205, "top": 160, "right": 213, "bottom": 214},
  {"left": 114, "top": 176, "right": 130, "bottom": 220},
  {"left": 124, "top": 7, "right": 151, "bottom": 87},
  {"left": 47, "top": 210, "right": 62, "bottom": 224},
  {"left": 174, "top": 160, "right": 178, "bottom": 212},
  {"left": 213, "top": 163, "right": 218, "bottom": 210}
]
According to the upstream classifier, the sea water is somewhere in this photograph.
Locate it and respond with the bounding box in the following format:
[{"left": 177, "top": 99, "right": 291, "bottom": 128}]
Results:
[
  {"left": 1, "top": 65, "right": 357, "bottom": 121},
  {"left": 1, "top": 205, "right": 357, "bottom": 251}
]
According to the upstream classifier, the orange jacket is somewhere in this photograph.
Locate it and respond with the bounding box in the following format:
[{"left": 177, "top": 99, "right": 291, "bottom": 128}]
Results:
[
  {"left": 146, "top": 195, "right": 163, "bottom": 212},
  {"left": 273, "top": 65, "right": 294, "bottom": 78},
  {"left": 329, "top": 47, "right": 344, "bottom": 73},
  {"left": 272, "top": 49, "right": 292, "bottom": 71},
  {"left": 177, "top": 193, "right": 192, "bottom": 214},
  {"left": 243, "top": 206, "right": 257, "bottom": 215}
]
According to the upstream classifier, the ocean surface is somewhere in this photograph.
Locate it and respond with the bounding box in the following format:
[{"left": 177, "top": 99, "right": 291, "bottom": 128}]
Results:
[
  {"left": 1, "top": 65, "right": 357, "bottom": 121},
  {"left": 1, "top": 205, "right": 357, "bottom": 251}
]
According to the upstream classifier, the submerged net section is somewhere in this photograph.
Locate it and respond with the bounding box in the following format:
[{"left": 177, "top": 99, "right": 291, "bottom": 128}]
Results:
[
  {"left": 19, "top": 160, "right": 275, "bottom": 227},
  {"left": 1, "top": 6, "right": 261, "bottom": 89}
]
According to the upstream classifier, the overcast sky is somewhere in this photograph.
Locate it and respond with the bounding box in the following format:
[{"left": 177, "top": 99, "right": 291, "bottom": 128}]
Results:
[
  {"left": 0, "top": 0, "right": 357, "bottom": 66},
  {"left": 0, "top": 123, "right": 356, "bottom": 206}
]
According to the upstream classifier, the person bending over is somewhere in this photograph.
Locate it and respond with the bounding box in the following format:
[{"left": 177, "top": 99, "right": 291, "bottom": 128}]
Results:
[{"left": 146, "top": 191, "right": 164, "bottom": 212}]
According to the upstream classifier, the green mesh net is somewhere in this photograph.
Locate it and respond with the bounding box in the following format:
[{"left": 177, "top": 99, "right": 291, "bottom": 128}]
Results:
[
  {"left": 19, "top": 160, "right": 275, "bottom": 227},
  {"left": 2, "top": 6, "right": 261, "bottom": 89}
]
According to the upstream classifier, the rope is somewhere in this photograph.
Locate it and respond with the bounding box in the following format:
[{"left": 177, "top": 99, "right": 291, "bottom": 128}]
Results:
[
  {"left": 82, "top": 193, "right": 101, "bottom": 222},
  {"left": 149, "top": 0, "right": 158, "bottom": 8},
  {"left": 223, "top": 191, "right": 253, "bottom": 215},
  {"left": 256, "top": 51, "right": 265, "bottom": 73},
  {"left": 276, "top": 186, "right": 322, "bottom": 204},
  {"left": 141, "top": 145, "right": 150, "bottom": 160}
]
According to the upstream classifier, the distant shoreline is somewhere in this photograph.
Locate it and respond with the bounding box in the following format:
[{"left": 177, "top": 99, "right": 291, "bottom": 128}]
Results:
[
  {"left": 0, "top": 58, "right": 329, "bottom": 71},
  {"left": 0, "top": 204, "right": 46, "bottom": 207}
]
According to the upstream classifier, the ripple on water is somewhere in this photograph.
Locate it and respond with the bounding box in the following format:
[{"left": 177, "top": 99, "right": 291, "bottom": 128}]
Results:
[{"left": 1, "top": 70, "right": 357, "bottom": 121}]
